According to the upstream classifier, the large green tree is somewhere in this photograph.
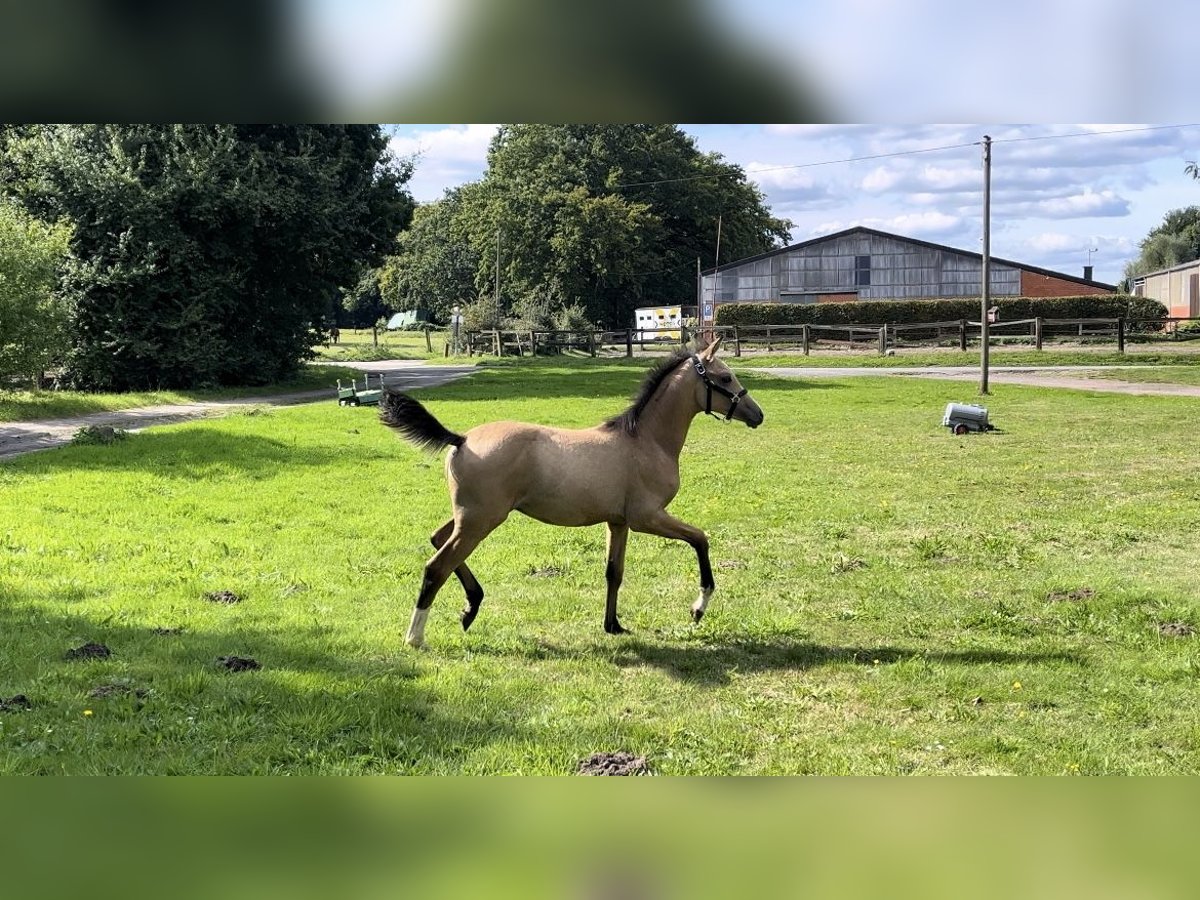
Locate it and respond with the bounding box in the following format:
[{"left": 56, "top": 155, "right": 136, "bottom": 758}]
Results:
[
  {"left": 4, "top": 125, "right": 413, "bottom": 389},
  {"left": 379, "top": 187, "right": 482, "bottom": 322},
  {"left": 385, "top": 125, "right": 791, "bottom": 329},
  {"left": 1123, "top": 206, "right": 1200, "bottom": 285},
  {"left": 0, "top": 200, "right": 72, "bottom": 386}
]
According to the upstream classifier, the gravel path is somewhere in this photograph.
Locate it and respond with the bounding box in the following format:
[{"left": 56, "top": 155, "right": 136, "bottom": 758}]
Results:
[
  {"left": 752, "top": 365, "right": 1200, "bottom": 397},
  {"left": 0, "top": 361, "right": 475, "bottom": 460}
]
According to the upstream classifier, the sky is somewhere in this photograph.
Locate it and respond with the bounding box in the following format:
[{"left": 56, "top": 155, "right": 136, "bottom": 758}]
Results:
[{"left": 387, "top": 124, "right": 1200, "bottom": 287}]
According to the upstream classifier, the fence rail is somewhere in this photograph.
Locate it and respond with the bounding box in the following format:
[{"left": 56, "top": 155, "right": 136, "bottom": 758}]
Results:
[{"left": 457, "top": 317, "right": 1200, "bottom": 358}]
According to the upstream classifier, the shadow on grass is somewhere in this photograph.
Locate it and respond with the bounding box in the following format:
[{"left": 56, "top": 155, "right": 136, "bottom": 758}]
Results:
[
  {"left": 478, "top": 629, "right": 1085, "bottom": 687},
  {"left": 0, "top": 588, "right": 526, "bottom": 774},
  {"left": 8, "top": 429, "right": 348, "bottom": 481},
  {"left": 618, "top": 635, "right": 1084, "bottom": 686}
]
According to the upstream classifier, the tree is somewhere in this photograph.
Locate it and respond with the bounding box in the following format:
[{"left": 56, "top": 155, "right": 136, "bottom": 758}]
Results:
[
  {"left": 340, "top": 266, "right": 390, "bottom": 330},
  {"left": 4, "top": 125, "right": 413, "bottom": 389},
  {"left": 441, "top": 125, "right": 790, "bottom": 328},
  {"left": 378, "top": 187, "right": 482, "bottom": 322},
  {"left": 1123, "top": 206, "right": 1200, "bottom": 285},
  {"left": 0, "top": 201, "right": 72, "bottom": 386}
]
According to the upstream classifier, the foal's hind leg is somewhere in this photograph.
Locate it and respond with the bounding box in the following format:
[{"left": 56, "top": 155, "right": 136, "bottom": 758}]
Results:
[
  {"left": 407, "top": 518, "right": 496, "bottom": 648},
  {"left": 630, "top": 510, "right": 714, "bottom": 623},
  {"left": 603, "top": 523, "right": 630, "bottom": 635},
  {"left": 431, "top": 519, "right": 486, "bottom": 631}
]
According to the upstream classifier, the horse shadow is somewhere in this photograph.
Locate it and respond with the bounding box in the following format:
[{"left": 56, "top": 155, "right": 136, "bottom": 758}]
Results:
[
  {"left": 612, "top": 631, "right": 1085, "bottom": 686},
  {"left": 489, "top": 628, "right": 1085, "bottom": 687}
]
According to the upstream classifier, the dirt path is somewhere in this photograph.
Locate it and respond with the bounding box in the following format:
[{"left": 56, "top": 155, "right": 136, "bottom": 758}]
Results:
[
  {"left": 752, "top": 365, "right": 1200, "bottom": 397},
  {"left": 0, "top": 362, "right": 475, "bottom": 461}
]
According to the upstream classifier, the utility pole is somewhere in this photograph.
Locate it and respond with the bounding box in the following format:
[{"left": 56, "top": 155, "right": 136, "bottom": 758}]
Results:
[
  {"left": 711, "top": 216, "right": 723, "bottom": 340},
  {"left": 714, "top": 214, "right": 722, "bottom": 270},
  {"left": 494, "top": 229, "right": 501, "bottom": 330},
  {"left": 980, "top": 135, "right": 992, "bottom": 395}
]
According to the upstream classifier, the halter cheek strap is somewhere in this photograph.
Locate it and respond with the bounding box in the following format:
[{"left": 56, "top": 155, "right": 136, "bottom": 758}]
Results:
[{"left": 690, "top": 354, "right": 747, "bottom": 421}]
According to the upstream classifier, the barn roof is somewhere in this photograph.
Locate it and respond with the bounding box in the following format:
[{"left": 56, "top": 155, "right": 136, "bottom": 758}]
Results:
[{"left": 702, "top": 225, "right": 1117, "bottom": 291}]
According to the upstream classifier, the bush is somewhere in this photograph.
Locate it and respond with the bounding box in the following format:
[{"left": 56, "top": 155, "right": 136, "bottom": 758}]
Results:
[
  {"left": 714, "top": 295, "right": 1164, "bottom": 327},
  {"left": 0, "top": 202, "right": 72, "bottom": 387},
  {"left": 1125, "top": 295, "right": 1171, "bottom": 323}
]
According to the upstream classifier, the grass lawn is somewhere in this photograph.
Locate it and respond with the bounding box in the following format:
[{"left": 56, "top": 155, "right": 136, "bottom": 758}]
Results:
[
  {"left": 0, "top": 364, "right": 364, "bottom": 423},
  {"left": 313, "top": 327, "right": 455, "bottom": 363},
  {"left": 2, "top": 360, "right": 1200, "bottom": 773}
]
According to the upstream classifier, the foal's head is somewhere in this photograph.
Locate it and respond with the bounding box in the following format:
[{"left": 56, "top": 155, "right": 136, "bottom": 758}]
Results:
[{"left": 689, "top": 337, "right": 764, "bottom": 428}]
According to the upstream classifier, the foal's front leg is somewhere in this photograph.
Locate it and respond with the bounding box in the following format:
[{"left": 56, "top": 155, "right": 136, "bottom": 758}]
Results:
[
  {"left": 631, "top": 510, "right": 715, "bottom": 623},
  {"left": 604, "top": 523, "right": 630, "bottom": 635}
]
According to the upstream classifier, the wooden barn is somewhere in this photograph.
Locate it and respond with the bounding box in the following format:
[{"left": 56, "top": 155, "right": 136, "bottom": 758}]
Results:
[
  {"left": 699, "top": 226, "right": 1115, "bottom": 319},
  {"left": 1130, "top": 259, "right": 1200, "bottom": 318}
]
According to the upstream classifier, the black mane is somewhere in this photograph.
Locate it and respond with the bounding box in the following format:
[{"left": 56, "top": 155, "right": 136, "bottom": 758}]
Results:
[{"left": 602, "top": 349, "right": 692, "bottom": 436}]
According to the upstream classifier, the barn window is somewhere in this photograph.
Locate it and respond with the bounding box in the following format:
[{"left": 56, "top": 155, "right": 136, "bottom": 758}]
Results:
[{"left": 855, "top": 255, "right": 871, "bottom": 286}]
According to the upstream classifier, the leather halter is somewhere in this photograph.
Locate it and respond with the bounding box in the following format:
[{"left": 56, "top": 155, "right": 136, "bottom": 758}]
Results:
[{"left": 690, "top": 354, "right": 746, "bottom": 421}]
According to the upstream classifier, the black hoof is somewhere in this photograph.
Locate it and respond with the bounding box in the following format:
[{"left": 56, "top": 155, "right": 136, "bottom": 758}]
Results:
[
  {"left": 461, "top": 607, "right": 479, "bottom": 632},
  {"left": 691, "top": 607, "right": 705, "bottom": 624},
  {"left": 604, "top": 620, "right": 629, "bottom": 636}
]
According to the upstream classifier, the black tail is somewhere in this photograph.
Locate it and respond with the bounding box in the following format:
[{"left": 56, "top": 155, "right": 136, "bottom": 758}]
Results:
[{"left": 378, "top": 390, "right": 466, "bottom": 451}]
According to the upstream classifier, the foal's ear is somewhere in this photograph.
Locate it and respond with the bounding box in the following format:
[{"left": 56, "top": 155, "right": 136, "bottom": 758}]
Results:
[{"left": 700, "top": 335, "right": 723, "bottom": 360}]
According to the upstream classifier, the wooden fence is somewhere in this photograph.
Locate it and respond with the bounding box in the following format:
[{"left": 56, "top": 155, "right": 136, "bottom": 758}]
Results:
[{"left": 458, "top": 317, "right": 1200, "bottom": 358}]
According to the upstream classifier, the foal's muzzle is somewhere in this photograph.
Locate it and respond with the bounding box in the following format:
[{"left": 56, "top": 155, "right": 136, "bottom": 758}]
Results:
[{"left": 740, "top": 398, "right": 764, "bottom": 429}]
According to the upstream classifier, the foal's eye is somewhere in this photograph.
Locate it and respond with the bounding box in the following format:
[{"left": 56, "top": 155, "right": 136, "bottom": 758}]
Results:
[{"left": 720, "top": 375, "right": 733, "bottom": 385}]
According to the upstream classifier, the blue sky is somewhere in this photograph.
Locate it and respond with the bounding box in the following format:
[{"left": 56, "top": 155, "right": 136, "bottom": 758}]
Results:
[{"left": 388, "top": 124, "right": 1200, "bottom": 287}]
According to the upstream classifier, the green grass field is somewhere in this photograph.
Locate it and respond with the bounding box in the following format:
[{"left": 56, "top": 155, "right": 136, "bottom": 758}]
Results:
[
  {"left": 3, "top": 359, "right": 1200, "bottom": 773},
  {"left": 313, "top": 327, "right": 452, "bottom": 363}
]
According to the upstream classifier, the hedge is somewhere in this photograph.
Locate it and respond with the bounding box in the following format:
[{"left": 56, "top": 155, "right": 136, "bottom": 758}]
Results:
[{"left": 714, "top": 295, "right": 1167, "bottom": 327}]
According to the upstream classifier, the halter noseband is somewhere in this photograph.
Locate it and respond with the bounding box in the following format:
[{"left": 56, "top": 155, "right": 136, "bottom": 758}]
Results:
[{"left": 690, "top": 354, "right": 747, "bottom": 421}]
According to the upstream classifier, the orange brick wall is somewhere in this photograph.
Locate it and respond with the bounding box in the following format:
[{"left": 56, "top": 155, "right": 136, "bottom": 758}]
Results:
[{"left": 1019, "top": 270, "right": 1112, "bottom": 297}]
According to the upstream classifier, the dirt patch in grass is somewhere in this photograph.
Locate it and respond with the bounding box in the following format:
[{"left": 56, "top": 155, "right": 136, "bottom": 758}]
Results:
[
  {"left": 528, "top": 566, "right": 565, "bottom": 578},
  {"left": 830, "top": 554, "right": 867, "bottom": 574},
  {"left": 89, "top": 683, "right": 148, "bottom": 699},
  {"left": 1047, "top": 587, "right": 1095, "bottom": 603},
  {"left": 577, "top": 751, "right": 649, "bottom": 776},
  {"left": 65, "top": 642, "right": 111, "bottom": 660},
  {"left": 0, "top": 694, "right": 33, "bottom": 712},
  {"left": 72, "top": 424, "right": 127, "bottom": 446},
  {"left": 218, "top": 655, "right": 260, "bottom": 672},
  {"left": 1158, "top": 622, "right": 1194, "bottom": 638},
  {"left": 152, "top": 626, "right": 184, "bottom": 636},
  {"left": 717, "top": 559, "right": 748, "bottom": 570},
  {"left": 205, "top": 590, "right": 242, "bottom": 604}
]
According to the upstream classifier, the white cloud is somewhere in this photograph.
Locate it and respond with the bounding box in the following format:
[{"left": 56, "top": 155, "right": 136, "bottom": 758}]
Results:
[
  {"left": 861, "top": 166, "right": 901, "bottom": 192},
  {"left": 746, "top": 163, "right": 837, "bottom": 204},
  {"left": 809, "top": 211, "right": 962, "bottom": 239},
  {"left": 388, "top": 124, "right": 497, "bottom": 202},
  {"left": 1023, "top": 232, "right": 1086, "bottom": 254},
  {"left": 1033, "top": 188, "right": 1130, "bottom": 218}
]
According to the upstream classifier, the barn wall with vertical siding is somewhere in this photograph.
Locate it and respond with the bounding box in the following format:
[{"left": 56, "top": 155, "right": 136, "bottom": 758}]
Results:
[
  {"left": 700, "top": 226, "right": 1113, "bottom": 314},
  {"left": 1133, "top": 260, "right": 1200, "bottom": 317}
]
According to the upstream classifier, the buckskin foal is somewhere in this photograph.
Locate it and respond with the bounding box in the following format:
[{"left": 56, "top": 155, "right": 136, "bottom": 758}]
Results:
[{"left": 379, "top": 337, "right": 764, "bottom": 648}]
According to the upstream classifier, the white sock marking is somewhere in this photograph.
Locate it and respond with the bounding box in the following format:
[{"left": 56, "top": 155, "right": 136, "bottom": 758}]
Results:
[{"left": 406, "top": 608, "right": 429, "bottom": 648}]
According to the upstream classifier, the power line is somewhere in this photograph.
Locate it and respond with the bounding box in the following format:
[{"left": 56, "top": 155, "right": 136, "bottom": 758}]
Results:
[
  {"left": 991, "top": 123, "right": 1199, "bottom": 145},
  {"left": 612, "top": 142, "right": 977, "bottom": 189},
  {"left": 610, "top": 123, "right": 1200, "bottom": 190}
]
